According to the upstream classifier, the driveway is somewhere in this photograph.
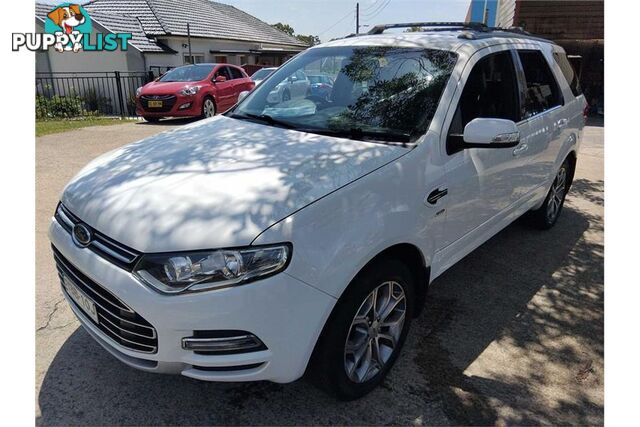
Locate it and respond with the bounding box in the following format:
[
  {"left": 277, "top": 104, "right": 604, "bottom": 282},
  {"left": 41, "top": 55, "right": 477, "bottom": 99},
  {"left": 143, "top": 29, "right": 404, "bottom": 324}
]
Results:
[{"left": 36, "top": 118, "right": 604, "bottom": 426}]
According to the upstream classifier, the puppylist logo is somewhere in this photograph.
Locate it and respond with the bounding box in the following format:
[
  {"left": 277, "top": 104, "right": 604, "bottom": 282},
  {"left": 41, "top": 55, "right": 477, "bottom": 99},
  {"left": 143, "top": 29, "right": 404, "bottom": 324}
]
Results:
[{"left": 13, "top": 3, "right": 132, "bottom": 53}]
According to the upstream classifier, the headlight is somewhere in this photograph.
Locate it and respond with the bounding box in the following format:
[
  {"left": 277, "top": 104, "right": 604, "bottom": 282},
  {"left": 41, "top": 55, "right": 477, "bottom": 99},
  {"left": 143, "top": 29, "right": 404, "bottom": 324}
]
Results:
[
  {"left": 136, "top": 87, "right": 143, "bottom": 97},
  {"left": 180, "top": 86, "right": 201, "bottom": 96},
  {"left": 133, "top": 244, "right": 291, "bottom": 294}
]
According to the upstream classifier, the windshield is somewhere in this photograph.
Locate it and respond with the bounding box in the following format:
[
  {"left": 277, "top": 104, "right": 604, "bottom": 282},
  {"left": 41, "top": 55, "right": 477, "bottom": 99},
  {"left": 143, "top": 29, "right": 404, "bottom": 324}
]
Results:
[
  {"left": 229, "top": 46, "right": 457, "bottom": 144},
  {"left": 251, "top": 68, "right": 275, "bottom": 80},
  {"left": 159, "top": 65, "right": 213, "bottom": 82}
]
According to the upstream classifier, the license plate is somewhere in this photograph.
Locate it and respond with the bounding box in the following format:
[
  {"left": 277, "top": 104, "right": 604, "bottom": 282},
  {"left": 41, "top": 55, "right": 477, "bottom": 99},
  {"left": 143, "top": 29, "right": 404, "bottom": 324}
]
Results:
[
  {"left": 63, "top": 275, "right": 99, "bottom": 324},
  {"left": 148, "top": 100, "right": 163, "bottom": 108}
]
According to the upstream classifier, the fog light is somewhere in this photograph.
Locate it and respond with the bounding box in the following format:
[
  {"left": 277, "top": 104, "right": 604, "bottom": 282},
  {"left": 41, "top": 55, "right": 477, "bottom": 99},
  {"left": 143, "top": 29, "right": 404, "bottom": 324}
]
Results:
[
  {"left": 178, "top": 102, "right": 193, "bottom": 110},
  {"left": 182, "top": 331, "right": 265, "bottom": 354}
]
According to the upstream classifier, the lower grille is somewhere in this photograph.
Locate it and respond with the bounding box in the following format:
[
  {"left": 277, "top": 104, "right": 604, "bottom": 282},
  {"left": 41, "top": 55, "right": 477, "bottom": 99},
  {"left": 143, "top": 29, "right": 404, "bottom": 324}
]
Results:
[
  {"left": 140, "top": 94, "right": 177, "bottom": 112},
  {"left": 53, "top": 246, "right": 158, "bottom": 354}
]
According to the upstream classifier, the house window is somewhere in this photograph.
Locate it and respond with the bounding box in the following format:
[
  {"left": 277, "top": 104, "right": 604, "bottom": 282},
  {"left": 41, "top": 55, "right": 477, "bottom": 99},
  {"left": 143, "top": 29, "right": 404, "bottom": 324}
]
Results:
[
  {"left": 215, "top": 55, "right": 227, "bottom": 64},
  {"left": 183, "top": 53, "right": 205, "bottom": 64}
]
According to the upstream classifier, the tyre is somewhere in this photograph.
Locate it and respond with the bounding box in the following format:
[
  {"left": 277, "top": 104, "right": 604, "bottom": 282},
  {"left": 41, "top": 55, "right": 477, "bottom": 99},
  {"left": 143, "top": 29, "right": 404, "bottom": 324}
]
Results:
[
  {"left": 202, "top": 97, "right": 216, "bottom": 118},
  {"left": 282, "top": 90, "right": 291, "bottom": 102},
  {"left": 143, "top": 116, "right": 161, "bottom": 123},
  {"left": 310, "top": 258, "right": 414, "bottom": 400},
  {"left": 527, "top": 159, "right": 570, "bottom": 229}
]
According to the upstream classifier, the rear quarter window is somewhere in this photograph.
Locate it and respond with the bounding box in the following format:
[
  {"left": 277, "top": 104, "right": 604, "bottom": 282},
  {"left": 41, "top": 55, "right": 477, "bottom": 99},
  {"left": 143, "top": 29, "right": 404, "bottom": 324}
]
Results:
[{"left": 553, "top": 51, "right": 582, "bottom": 97}]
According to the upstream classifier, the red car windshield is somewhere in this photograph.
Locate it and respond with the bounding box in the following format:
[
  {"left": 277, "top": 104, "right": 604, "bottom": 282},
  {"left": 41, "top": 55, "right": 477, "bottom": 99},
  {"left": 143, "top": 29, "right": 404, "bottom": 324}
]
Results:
[{"left": 159, "top": 65, "right": 213, "bottom": 82}]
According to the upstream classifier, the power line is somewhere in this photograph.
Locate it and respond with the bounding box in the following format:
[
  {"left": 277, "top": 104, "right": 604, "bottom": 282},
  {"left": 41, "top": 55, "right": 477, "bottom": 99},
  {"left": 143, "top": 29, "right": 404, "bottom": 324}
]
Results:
[
  {"left": 317, "top": 10, "right": 355, "bottom": 37},
  {"left": 361, "top": 0, "right": 384, "bottom": 12},
  {"left": 362, "top": 0, "right": 392, "bottom": 20}
]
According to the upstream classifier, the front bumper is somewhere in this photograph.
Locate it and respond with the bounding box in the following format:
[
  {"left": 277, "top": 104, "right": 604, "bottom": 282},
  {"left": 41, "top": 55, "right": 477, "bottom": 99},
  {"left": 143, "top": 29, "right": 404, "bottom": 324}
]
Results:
[
  {"left": 49, "top": 218, "right": 336, "bottom": 383},
  {"left": 136, "top": 95, "right": 202, "bottom": 117}
]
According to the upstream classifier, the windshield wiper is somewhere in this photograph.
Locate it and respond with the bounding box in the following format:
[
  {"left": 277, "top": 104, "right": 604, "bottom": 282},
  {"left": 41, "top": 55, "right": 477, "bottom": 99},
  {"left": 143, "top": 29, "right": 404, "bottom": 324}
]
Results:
[
  {"left": 298, "top": 127, "right": 412, "bottom": 144},
  {"left": 230, "top": 112, "right": 296, "bottom": 129}
]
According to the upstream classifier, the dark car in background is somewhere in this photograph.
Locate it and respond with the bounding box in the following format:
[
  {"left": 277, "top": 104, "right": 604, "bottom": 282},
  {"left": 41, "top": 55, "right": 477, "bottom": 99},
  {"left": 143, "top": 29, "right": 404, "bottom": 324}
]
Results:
[
  {"left": 136, "top": 64, "right": 254, "bottom": 122},
  {"left": 307, "top": 73, "right": 334, "bottom": 99}
]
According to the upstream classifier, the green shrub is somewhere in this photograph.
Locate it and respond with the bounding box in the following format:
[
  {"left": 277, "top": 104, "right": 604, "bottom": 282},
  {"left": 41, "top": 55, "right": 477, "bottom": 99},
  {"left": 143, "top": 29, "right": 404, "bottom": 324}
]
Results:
[
  {"left": 36, "top": 94, "right": 84, "bottom": 119},
  {"left": 83, "top": 89, "right": 113, "bottom": 114}
]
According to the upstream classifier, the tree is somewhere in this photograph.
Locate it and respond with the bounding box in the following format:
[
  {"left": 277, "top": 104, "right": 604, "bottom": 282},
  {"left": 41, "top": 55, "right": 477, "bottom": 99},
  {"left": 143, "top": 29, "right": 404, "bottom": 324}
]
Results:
[
  {"left": 296, "top": 34, "right": 321, "bottom": 46},
  {"left": 271, "top": 22, "right": 320, "bottom": 47},
  {"left": 271, "top": 22, "right": 295, "bottom": 36},
  {"left": 404, "top": 26, "right": 424, "bottom": 32}
]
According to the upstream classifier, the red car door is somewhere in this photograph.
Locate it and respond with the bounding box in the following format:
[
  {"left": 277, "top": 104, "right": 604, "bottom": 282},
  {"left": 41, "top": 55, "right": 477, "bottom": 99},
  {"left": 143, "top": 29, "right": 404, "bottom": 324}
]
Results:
[{"left": 212, "top": 66, "right": 235, "bottom": 112}]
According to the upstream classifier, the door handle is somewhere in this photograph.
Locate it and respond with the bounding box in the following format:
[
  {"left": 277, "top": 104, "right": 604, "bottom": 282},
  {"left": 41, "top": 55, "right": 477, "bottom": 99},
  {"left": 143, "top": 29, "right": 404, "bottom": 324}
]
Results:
[
  {"left": 426, "top": 188, "right": 448, "bottom": 205},
  {"left": 512, "top": 143, "right": 529, "bottom": 156},
  {"left": 556, "top": 118, "right": 569, "bottom": 129}
]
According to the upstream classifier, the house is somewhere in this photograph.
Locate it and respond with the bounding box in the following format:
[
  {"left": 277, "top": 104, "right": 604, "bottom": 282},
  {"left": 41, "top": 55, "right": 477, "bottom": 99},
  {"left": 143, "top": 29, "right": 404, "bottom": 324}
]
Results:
[
  {"left": 35, "top": 0, "right": 308, "bottom": 76},
  {"left": 493, "top": 0, "right": 604, "bottom": 114}
]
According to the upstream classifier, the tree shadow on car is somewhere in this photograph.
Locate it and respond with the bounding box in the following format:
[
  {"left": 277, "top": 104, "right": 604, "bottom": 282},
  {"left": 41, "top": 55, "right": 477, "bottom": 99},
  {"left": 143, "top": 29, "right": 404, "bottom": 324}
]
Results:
[{"left": 37, "top": 200, "right": 602, "bottom": 426}]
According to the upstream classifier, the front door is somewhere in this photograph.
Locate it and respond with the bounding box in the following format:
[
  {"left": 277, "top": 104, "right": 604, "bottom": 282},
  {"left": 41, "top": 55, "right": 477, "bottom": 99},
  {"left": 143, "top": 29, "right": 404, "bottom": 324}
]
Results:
[
  {"left": 213, "top": 66, "right": 235, "bottom": 112},
  {"left": 433, "top": 47, "right": 530, "bottom": 274}
]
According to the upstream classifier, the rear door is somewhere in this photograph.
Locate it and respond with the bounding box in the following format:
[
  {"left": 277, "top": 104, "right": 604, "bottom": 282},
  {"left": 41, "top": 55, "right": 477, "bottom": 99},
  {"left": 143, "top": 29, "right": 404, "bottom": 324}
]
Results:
[{"left": 513, "top": 48, "right": 565, "bottom": 191}]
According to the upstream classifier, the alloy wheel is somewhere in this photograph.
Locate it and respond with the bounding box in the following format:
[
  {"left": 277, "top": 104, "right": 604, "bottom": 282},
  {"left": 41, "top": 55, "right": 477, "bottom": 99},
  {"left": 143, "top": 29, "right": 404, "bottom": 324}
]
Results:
[
  {"left": 547, "top": 165, "right": 567, "bottom": 222},
  {"left": 343, "top": 281, "right": 406, "bottom": 383},
  {"left": 203, "top": 99, "right": 215, "bottom": 117}
]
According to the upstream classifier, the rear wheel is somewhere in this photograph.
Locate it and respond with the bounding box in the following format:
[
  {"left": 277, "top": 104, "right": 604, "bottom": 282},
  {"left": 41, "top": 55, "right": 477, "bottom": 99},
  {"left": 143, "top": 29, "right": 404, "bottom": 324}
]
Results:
[
  {"left": 527, "top": 159, "right": 570, "bottom": 229},
  {"left": 202, "top": 97, "right": 216, "bottom": 118},
  {"left": 310, "top": 259, "right": 414, "bottom": 400}
]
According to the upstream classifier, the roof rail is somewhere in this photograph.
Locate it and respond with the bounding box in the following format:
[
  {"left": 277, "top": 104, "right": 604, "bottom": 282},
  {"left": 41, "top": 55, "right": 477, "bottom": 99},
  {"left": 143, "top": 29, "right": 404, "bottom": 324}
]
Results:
[{"left": 367, "top": 21, "right": 489, "bottom": 35}]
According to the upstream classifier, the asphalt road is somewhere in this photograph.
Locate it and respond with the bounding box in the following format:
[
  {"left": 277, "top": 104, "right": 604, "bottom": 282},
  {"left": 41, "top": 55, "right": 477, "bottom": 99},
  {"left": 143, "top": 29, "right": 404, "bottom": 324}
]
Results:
[{"left": 36, "top": 117, "right": 604, "bottom": 426}]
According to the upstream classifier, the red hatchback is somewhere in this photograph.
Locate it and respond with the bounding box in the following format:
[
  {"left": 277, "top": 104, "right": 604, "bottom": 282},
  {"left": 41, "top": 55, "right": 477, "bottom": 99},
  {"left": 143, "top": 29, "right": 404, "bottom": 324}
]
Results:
[{"left": 136, "top": 64, "right": 254, "bottom": 122}]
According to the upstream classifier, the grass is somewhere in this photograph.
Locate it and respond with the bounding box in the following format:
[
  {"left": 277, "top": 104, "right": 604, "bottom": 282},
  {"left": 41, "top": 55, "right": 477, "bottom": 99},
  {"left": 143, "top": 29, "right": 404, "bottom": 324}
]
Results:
[{"left": 36, "top": 117, "right": 129, "bottom": 137}]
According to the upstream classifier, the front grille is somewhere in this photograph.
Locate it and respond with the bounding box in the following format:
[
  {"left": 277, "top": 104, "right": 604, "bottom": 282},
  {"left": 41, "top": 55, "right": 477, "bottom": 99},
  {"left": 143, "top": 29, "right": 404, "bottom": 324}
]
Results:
[
  {"left": 53, "top": 246, "right": 158, "bottom": 354},
  {"left": 140, "top": 94, "right": 177, "bottom": 112},
  {"left": 55, "top": 203, "right": 140, "bottom": 270}
]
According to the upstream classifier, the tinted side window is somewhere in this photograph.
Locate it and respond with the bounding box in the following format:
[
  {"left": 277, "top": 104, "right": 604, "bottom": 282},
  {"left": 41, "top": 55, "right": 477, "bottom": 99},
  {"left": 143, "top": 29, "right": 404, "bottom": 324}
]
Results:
[
  {"left": 553, "top": 51, "right": 582, "bottom": 96},
  {"left": 518, "top": 50, "right": 562, "bottom": 118},
  {"left": 215, "top": 67, "right": 232, "bottom": 80},
  {"left": 447, "top": 51, "right": 520, "bottom": 154},
  {"left": 229, "top": 67, "right": 244, "bottom": 80}
]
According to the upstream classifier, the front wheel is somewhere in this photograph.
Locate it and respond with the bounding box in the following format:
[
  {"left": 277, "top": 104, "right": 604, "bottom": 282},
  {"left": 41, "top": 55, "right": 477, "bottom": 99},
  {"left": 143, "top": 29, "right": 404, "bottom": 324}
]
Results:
[
  {"left": 527, "top": 160, "right": 570, "bottom": 229},
  {"left": 201, "top": 97, "right": 216, "bottom": 118},
  {"left": 310, "top": 259, "right": 414, "bottom": 400}
]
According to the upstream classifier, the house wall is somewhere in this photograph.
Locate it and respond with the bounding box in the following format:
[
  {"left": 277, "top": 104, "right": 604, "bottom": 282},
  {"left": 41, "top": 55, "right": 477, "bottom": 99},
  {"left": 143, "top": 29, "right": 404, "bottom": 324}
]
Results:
[
  {"left": 35, "top": 20, "right": 147, "bottom": 73},
  {"left": 496, "top": 0, "right": 516, "bottom": 28},
  {"left": 147, "top": 36, "right": 301, "bottom": 72}
]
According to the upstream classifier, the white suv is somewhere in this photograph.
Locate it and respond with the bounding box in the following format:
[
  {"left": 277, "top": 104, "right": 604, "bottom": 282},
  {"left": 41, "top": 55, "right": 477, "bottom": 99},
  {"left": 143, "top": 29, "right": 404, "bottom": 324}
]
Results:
[{"left": 49, "top": 23, "right": 586, "bottom": 400}]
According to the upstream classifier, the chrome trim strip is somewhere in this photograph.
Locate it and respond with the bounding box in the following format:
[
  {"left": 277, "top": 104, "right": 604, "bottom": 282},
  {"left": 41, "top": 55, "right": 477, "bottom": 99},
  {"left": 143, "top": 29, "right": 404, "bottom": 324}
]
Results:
[
  {"left": 90, "top": 310, "right": 156, "bottom": 353},
  {"left": 98, "top": 312, "right": 156, "bottom": 340},
  {"left": 91, "top": 240, "right": 136, "bottom": 263},
  {"left": 56, "top": 206, "right": 75, "bottom": 229},
  {"left": 182, "top": 335, "right": 263, "bottom": 350}
]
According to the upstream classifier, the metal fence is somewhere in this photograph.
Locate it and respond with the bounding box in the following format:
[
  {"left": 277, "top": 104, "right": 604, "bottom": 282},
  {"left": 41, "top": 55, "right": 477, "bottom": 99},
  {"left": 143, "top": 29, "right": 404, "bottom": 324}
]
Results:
[{"left": 36, "top": 71, "right": 155, "bottom": 119}]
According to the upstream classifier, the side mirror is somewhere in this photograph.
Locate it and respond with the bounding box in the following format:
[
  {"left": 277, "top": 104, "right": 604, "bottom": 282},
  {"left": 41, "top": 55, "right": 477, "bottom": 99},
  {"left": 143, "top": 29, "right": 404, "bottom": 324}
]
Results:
[
  {"left": 238, "top": 91, "right": 250, "bottom": 103},
  {"left": 463, "top": 118, "right": 520, "bottom": 148},
  {"left": 215, "top": 75, "right": 227, "bottom": 83}
]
